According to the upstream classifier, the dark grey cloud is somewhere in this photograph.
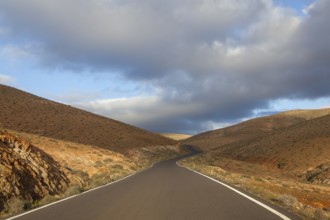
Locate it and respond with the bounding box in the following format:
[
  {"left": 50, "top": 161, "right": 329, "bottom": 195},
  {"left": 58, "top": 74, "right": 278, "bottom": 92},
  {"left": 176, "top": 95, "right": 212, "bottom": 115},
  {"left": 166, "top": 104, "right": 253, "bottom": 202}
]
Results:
[{"left": 1, "top": 0, "right": 330, "bottom": 134}]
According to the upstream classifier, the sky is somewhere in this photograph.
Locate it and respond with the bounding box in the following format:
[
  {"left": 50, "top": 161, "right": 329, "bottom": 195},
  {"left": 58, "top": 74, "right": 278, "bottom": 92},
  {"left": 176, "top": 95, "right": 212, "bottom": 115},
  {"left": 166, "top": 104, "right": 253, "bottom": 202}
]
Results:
[{"left": 0, "top": 0, "right": 330, "bottom": 134}]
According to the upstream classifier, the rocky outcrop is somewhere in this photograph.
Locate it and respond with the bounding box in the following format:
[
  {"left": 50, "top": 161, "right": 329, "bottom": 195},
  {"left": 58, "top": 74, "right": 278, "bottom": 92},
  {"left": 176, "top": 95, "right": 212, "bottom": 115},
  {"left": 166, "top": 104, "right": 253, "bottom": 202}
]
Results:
[
  {"left": 0, "top": 130, "right": 70, "bottom": 212},
  {"left": 306, "top": 163, "right": 330, "bottom": 185}
]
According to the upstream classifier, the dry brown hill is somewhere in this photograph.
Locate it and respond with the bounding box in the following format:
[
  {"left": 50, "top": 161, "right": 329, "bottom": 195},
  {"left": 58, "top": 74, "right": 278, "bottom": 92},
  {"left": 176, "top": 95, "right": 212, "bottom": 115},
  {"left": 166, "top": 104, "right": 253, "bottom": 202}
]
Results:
[
  {"left": 184, "top": 108, "right": 330, "bottom": 177},
  {"left": 278, "top": 108, "right": 330, "bottom": 119},
  {"left": 181, "top": 109, "right": 330, "bottom": 218},
  {"left": 0, "top": 85, "right": 176, "bottom": 153},
  {"left": 218, "top": 114, "right": 330, "bottom": 175},
  {"left": 184, "top": 108, "right": 330, "bottom": 150}
]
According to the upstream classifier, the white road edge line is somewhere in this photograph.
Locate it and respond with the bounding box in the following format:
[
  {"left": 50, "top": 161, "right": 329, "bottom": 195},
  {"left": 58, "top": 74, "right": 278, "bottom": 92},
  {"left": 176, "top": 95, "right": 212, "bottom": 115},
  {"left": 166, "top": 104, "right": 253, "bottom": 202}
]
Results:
[
  {"left": 176, "top": 161, "right": 291, "bottom": 220},
  {"left": 5, "top": 173, "right": 136, "bottom": 220}
]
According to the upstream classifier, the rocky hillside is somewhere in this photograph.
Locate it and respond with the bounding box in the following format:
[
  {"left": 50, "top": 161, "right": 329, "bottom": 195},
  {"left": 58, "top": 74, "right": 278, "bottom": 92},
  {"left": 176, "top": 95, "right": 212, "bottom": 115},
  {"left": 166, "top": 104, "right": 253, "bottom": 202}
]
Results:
[
  {"left": 0, "top": 130, "right": 69, "bottom": 213},
  {"left": 0, "top": 85, "right": 176, "bottom": 154}
]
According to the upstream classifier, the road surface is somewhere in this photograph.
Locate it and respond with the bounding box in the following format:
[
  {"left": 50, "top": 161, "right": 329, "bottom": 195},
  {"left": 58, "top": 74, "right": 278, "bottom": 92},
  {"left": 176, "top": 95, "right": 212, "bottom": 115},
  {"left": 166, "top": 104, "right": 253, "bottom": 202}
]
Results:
[{"left": 6, "top": 149, "right": 299, "bottom": 220}]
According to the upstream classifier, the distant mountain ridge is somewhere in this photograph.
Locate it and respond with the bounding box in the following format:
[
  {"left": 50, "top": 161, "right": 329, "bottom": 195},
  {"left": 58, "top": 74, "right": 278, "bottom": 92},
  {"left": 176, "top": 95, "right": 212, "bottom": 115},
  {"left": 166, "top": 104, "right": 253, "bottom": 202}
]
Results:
[{"left": 0, "top": 84, "right": 176, "bottom": 153}]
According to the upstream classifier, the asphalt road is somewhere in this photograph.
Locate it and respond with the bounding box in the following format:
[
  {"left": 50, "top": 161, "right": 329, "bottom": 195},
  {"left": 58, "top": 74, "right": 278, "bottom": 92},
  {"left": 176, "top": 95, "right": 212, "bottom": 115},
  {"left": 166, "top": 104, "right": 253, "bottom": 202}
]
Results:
[{"left": 6, "top": 149, "right": 299, "bottom": 220}]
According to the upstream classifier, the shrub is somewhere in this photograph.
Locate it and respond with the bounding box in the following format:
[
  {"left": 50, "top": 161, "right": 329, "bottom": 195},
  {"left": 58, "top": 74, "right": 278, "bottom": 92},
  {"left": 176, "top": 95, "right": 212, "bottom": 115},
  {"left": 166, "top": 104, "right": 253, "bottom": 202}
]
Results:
[
  {"left": 314, "top": 208, "right": 327, "bottom": 220},
  {"left": 71, "top": 169, "right": 89, "bottom": 180},
  {"left": 112, "top": 164, "right": 123, "bottom": 170},
  {"left": 4, "top": 198, "right": 31, "bottom": 215},
  {"left": 90, "top": 173, "right": 110, "bottom": 187},
  {"left": 277, "top": 194, "right": 299, "bottom": 208},
  {"left": 37, "top": 194, "right": 58, "bottom": 207},
  {"left": 102, "top": 158, "right": 113, "bottom": 163},
  {"left": 62, "top": 184, "right": 84, "bottom": 197},
  {"left": 277, "top": 161, "right": 287, "bottom": 169}
]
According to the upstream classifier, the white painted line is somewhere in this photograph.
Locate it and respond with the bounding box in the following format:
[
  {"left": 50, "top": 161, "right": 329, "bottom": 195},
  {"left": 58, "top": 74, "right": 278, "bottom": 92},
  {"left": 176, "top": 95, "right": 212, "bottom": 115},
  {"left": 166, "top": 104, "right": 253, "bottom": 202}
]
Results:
[
  {"left": 176, "top": 162, "right": 291, "bottom": 220},
  {"left": 5, "top": 173, "right": 135, "bottom": 220}
]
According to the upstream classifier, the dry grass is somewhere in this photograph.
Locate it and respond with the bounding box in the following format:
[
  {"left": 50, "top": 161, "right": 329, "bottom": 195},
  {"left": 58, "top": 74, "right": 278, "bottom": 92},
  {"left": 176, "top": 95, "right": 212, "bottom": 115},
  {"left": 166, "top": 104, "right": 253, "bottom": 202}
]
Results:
[
  {"left": 179, "top": 156, "right": 330, "bottom": 219},
  {"left": 3, "top": 198, "right": 32, "bottom": 216},
  {"left": 0, "top": 129, "right": 185, "bottom": 218},
  {"left": 13, "top": 129, "right": 184, "bottom": 182}
]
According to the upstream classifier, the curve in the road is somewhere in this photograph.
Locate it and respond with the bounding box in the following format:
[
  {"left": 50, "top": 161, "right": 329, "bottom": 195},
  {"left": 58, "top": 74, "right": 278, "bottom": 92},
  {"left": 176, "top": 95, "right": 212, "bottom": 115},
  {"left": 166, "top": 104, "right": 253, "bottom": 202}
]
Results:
[{"left": 5, "top": 150, "right": 300, "bottom": 220}]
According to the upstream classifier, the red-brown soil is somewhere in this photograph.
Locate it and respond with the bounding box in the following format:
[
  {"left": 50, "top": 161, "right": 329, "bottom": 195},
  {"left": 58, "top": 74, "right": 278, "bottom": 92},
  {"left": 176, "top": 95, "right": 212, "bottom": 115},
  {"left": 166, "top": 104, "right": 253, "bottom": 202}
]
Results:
[
  {"left": 184, "top": 108, "right": 330, "bottom": 151},
  {"left": 0, "top": 85, "right": 176, "bottom": 154},
  {"left": 183, "top": 108, "right": 330, "bottom": 182},
  {"left": 218, "top": 114, "right": 330, "bottom": 175}
]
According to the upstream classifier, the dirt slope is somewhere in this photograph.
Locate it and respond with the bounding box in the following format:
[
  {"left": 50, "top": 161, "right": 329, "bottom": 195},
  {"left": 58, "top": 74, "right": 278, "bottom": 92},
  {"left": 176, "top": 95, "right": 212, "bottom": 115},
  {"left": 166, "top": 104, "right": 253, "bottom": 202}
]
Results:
[
  {"left": 219, "top": 114, "right": 330, "bottom": 175},
  {"left": 184, "top": 108, "right": 330, "bottom": 176},
  {"left": 184, "top": 108, "right": 330, "bottom": 150},
  {"left": 0, "top": 85, "right": 176, "bottom": 153}
]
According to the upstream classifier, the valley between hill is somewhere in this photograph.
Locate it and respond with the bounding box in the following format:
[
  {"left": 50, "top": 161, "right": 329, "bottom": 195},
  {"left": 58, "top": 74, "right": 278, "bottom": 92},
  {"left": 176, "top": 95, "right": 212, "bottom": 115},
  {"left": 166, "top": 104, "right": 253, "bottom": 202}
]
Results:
[{"left": 1, "top": 84, "right": 330, "bottom": 219}]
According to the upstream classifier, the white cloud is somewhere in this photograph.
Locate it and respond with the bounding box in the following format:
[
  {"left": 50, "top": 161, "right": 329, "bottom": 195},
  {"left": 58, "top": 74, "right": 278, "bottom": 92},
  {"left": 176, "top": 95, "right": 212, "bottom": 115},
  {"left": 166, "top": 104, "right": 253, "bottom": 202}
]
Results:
[
  {"left": 303, "top": 3, "right": 315, "bottom": 15},
  {"left": 55, "top": 91, "right": 101, "bottom": 103},
  {"left": 0, "top": 45, "right": 31, "bottom": 59},
  {"left": 0, "top": 74, "right": 13, "bottom": 84},
  {"left": 0, "top": 0, "right": 330, "bottom": 133},
  {"left": 76, "top": 96, "right": 204, "bottom": 124}
]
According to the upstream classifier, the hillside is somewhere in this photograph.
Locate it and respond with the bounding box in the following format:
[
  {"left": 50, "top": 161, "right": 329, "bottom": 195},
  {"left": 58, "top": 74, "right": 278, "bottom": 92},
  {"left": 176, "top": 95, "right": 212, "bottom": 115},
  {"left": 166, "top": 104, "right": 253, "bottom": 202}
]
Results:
[
  {"left": 184, "top": 108, "right": 330, "bottom": 179},
  {"left": 217, "top": 114, "right": 330, "bottom": 173},
  {"left": 184, "top": 108, "right": 330, "bottom": 150},
  {"left": 181, "top": 109, "right": 330, "bottom": 218},
  {"left": 0, "top": 85, "right": 176, "bottom": 153}
]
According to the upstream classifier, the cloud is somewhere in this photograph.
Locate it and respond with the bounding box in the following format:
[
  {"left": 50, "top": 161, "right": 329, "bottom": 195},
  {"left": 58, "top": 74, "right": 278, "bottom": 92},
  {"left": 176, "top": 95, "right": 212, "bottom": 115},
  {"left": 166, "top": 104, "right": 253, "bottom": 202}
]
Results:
[
  {"left": 0, "top": 0, "right": 330, "bottom": 133},
  {"left": 54, "top": 91, "right": 101, "bottom": 104},
  {"left": 0, "top": 45, "right": 32, "bottom": 59},
  {"left": 0, "top": 74, "right": 13, "bottom": 84},
  {"left": 0, "top": 0, "right": 268, "bottom": 73},
  {"left": 0, "top": 27, "right": 10, "bottom": 37},
  {"left": 75, "top": 96, "right": 208, "bottom": 133}
]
